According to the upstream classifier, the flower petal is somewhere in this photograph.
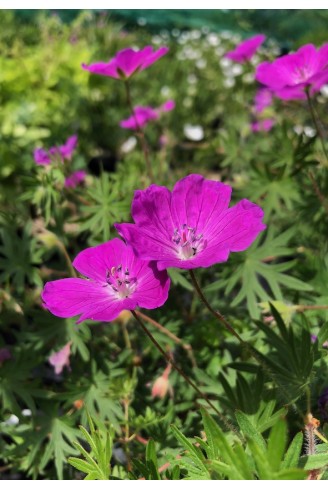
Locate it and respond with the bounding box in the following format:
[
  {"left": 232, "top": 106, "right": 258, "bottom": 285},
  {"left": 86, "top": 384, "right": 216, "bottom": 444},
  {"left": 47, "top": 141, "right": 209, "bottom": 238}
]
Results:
[{"left": 42, "top": 278, "right": 124, "bottom": 323}]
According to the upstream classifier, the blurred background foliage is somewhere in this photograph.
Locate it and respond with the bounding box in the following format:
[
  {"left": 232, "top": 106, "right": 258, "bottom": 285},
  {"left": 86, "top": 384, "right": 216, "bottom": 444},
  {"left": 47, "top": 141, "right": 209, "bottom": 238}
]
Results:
[{"left": 0, "top": 9, "right": 328, "bottom": 480}]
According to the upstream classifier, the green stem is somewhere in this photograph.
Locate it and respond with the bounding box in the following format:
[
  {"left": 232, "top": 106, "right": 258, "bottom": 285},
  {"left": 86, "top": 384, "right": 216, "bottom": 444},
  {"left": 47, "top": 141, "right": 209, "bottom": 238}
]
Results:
[
  {"left": 131, "top": 310, "right": 242, "bottom": 439},
  {"left": 189, "top": 270, "right": 302, "bottom": 415},
  {"left": 305, "top": 89, "right": 328, "bottom": 162},
  {"left": 124, "top": 81, "right": 154, "bottom": 182}
]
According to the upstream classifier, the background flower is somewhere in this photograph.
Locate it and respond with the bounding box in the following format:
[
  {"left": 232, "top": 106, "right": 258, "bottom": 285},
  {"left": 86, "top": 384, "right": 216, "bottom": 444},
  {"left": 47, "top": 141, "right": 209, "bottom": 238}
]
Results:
[
  {"left": 82, "top": 45, "right": 169, "bottom": 80},
  {"left": 225, "top": 34, "right": 266, "bottom": 63}
]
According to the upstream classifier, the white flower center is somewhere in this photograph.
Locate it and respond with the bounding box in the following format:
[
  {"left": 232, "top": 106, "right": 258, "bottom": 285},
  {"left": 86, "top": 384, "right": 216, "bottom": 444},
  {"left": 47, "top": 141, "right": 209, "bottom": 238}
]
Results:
[
  {"left": 105, "top": 265, "right": 137, "bottom": 299},
  {"left": 172, "top": 224, "right": 206, "bottom": 260}
]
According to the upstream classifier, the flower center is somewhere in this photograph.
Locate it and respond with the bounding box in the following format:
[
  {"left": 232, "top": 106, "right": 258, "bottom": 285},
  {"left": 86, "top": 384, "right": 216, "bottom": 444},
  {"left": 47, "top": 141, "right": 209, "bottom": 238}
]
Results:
[
  {"left": 294, "top": 66, "right": 313, "bottom": 84},
  {"left": 172, "top": 224, "right": 206, "bottom": 260},
  {"left": 105, "top": 265, "right": 137, "bottom": 299}
]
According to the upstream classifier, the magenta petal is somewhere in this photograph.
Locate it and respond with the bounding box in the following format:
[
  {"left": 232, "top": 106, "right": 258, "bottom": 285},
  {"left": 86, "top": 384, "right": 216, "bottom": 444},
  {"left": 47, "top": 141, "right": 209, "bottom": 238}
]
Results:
[
  {"left": 42, "top": 278, "right": 123, "bottom": 323},
  {"left": 34, "top": 148, "right": 51, "bottom": 166},
  {"left": 49, "top": 342, "right": 71, "bottom": 375},
  {"left": 171, "top": 174, "right": 232, "bottom": 231},
  {"left": 225, "top": 34, "right": 265, "bottom": 63},
  {"left": 60, "top": 134, "right": 78, "bottom": 160}
]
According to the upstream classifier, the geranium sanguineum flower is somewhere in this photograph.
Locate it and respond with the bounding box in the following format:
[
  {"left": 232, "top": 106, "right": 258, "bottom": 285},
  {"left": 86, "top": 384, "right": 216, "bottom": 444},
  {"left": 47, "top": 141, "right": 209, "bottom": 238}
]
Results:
[
  {"left": 254, "top": 88, "right": 273, "bottom": 114},
  {"left": 255, "top": 43, "right": 328, "bottom": 100},
  {"left": 251, "top": 118, "right": 275, "bottom": 133},
  {"left": 42, "top": 239, "right": 170, "bottom": 323},
  {"left": 64, "top": 170, "right": 86, "bottom": 189},
  {"left": 82, "top": 46, "right": 169, "bottom": 80},
  {"left": 120, "top": 100, "right": 175, "bottom": 131},
  {"left": 225, "top": 34, "right": 266, "bottom": 64},
  {"left": 115, "top": 174, "right": 266, "bottom": 271},
  {"left": 49, "top": 342, "right": 72, "bottom": 375},
  {"left": 33, "top": 135, "right": 78, "bottom": 165}
]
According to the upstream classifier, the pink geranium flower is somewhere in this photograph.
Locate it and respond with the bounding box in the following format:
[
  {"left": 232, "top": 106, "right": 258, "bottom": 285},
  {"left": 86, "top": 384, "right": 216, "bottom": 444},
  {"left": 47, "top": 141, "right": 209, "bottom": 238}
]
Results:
[
  {"left": 34, "top": 148, "right": 51, "bottom": 166},
  {"left": 251, "top": 118, "right": 275, "bottom": 132},
  {"left": 254, "top": 88, "right": 273, "bottom": 114},
  {"left": 115, "top": 174, "right": 266, "bottom": 271},
  {"left": 120, "top": 100, "right": 175, "bottom": 131},
  {"left": 256, "top": 43, "right": 328, "bottom": 100},
  {"left": 151, "top": 364, "right": 172, "bottom": 399},
  {"left": 64, "top": 170, "right": 87, "bottom": 188},
  {"left": 82, "top": 46, "right": 169, "bottom": 80},
  {"left": 120, "top": 106, "right": 159, "bottom": 130},
  {"left": 225, "top": 34, "right": 266, "bottom": 63},
  {"left": 42, "top": 239, "right": 170, "bottom": 324},
  {"left": 33, "top": 135, "right": 78, "bottom": 165},
  {"left": 49, "top": 342, "right": 72, "bottom": 375}
]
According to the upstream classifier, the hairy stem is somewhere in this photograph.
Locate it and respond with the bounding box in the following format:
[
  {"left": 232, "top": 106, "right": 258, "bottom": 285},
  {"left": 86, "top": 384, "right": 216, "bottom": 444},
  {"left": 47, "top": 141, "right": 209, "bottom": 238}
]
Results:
[
  {"left": 131, "top": 310, "right": 242, "bottom": 439},
  {"left": 136, "top": 310, "right": 197, "bottom": 367}
]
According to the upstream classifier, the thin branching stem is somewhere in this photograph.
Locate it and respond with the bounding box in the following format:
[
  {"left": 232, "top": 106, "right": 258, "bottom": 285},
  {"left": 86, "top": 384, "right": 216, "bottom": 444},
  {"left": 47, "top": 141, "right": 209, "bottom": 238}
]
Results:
[{"left": 131, "top": 310, "right": 243, "bottom": 440}]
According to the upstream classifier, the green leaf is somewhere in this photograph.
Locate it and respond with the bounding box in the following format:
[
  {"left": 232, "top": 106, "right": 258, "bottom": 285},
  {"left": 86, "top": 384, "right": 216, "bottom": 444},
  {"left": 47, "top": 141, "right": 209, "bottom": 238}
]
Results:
[
  {"left": 281, "top": 432, "right": 303, "bottom": 469},
  {"left": 235, "top": 411, "right": 266, "bottom": 452},
  {"left": 267, "top": 418, "right": 287, "bottom": 471}
]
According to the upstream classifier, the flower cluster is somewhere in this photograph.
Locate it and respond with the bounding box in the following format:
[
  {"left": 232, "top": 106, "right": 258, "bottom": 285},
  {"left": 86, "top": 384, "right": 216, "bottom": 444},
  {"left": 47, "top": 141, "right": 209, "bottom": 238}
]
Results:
[
  {"left": 42, "top": 174, "right": 265, "bottom": 323},
  {"left": 34, "top": 135, "right": 78, "bottom": 166}
]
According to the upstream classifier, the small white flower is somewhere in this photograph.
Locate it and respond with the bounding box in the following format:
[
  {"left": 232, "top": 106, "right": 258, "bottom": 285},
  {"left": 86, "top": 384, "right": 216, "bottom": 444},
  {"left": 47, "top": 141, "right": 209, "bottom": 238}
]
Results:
[
  {"left": 231, "top": 64, "right": 243, "bottom": 76},
  {"left": 223, "top": 77, "right": 235, "bottom": 88},
  {"left": 161, "top": 86, "right": 171, "bottom": 97},
  {"left": 121, "top": 137, "right": 137, "bottom": 154},
  {"left": 196, "top": 59, "right": 207, "bottom": 69},
  {"left": 207, "top": 33, "right": 220, "bottom": 46},
  {"left": 184, "top": 124, "right": 204, "bottom": 141},
  {"left": 304, "top": 126, "right": 316, "bottom": 138},
  {"left": 4, "top": 414, "right": 19, "bottom": 426},
  {"left": 320, "top": 85, "right": 328, "bottom": 97},
  {"left": 187, "top": 74, "right": 198, "bottom": 85},
  {"left": 22, "top": 409, "right": 32, "bottom": 417}
]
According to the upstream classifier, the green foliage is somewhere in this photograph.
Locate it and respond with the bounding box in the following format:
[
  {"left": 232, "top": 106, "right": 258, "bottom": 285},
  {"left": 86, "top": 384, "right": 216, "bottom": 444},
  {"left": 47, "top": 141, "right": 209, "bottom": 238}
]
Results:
[
  {"left": 1, "top": 10, "right": 328, "bottom": 482},
  {"left": 68, "top": 412, "right": 116, "bottom": 480}
]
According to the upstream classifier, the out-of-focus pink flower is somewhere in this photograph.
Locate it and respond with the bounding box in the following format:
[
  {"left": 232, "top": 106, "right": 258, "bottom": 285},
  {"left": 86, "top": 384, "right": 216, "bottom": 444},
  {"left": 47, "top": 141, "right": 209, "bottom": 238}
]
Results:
[
  {"left": 42, "top": 239, "right": 170, "bottom": 324},
  {"left": 151, "top": 364, "right": 172, "bottom": 399},
  {"left": 225, "top": 34, "right": 266, "bottom": 63},
  {"left": 120, "top": 100, "right": 175, "bottom": 131},
  {"left": 59, "top": 135, "right": 78, "bottom": 161},
  {"left": 0, "top": 347, "right": 11, "bottom": 365},
  {"left": 254, "top": 88, "right": 273, "bottom": 113},
  {"left": 251, "top": 118, "right": 275, "bottom": 132},
  {"left": 34, "top": 148, "right": 51, "bottom": 166},
  {"left": 116, "top": 174, "right": 266, "bottom": 271},
  {"left": 33, "top": 135, "right": 78, "bottom": 165},
  {"left": 311, "top": 334, "right": 328, "bottom": 348},
  {"left": 82, "top": 46, "right": 169, "bottom": 80},
  {"left": 120, "top": 106, "right": 159, "bottom": 130},
  {"left": 256, "top": 43, "right": 328, "bottom": 100},
  {"left": 49, "top": 341, "right": 72, "bottom": 375},
  {"left": 64, "top": 170, "right": 86, "bottom": 189},
  {"left": 159, "top": 99, "right": 175, "bottom": 112},
  {"left": 159, "top": 134, "right": 169, "bottom": 147}
]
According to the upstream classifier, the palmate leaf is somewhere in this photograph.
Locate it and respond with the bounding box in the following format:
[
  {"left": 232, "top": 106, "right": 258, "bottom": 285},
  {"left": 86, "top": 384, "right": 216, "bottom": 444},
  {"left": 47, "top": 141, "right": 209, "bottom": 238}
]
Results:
[
  {"left": 6, "top": 405, "right": 79, "bottom": 479},
  {"left": 68, "top": 412, "right": 115, "bottom": 480},
  {"left": 0, "top": 223, "right": 44, "bottom": 292},
  {"left": 79, "top": 172, "right": 130, "bottom": 242},
  {"left": 206, "top": 227, "right": 312, "bottom": 318}
]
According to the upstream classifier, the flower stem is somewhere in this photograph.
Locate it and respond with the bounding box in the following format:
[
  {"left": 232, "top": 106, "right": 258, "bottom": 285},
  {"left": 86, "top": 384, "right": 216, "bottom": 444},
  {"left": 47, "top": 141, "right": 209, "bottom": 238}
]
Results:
[
  {"left": 307, "top": 170, "right": 328, "bottom": 216},
  {"left": 131, "top": 310, "right": 242, "bottom": 439},
  {"left": 57, "top": 242, "right": 77, "bottom": 278},
  {"left": 124, "top": 81, "right": 154, "bottom": 182},
  {"left": 189, "top": 270, "right": 243, "bottom": 342},
  {"left": 305, "top": 89, "right": 328, "bottom": 163},
  {"left": 189, "top": 269, "right": 302, "bottom": 415},
  {"left": 135, "top": 311, "right": 197, "bottom": 367}
]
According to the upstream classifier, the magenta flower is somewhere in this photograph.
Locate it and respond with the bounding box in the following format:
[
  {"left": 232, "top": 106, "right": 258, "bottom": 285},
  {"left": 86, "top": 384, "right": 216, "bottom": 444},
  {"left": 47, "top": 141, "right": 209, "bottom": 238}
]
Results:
[
  {"left": 251, "top": 118, "right": 275, "bottom": 133},
  {"left": 59, "top": 135, "right": 78, "bottom": 160},
  {"left": 120, "top": 100, "right": 175, "bottom": 131},
  {"left": 34, "top": 148, "right": 51, "bottom": 166},
  {"left": 115, "top": 174, "right": 266, "bottom": 271},
  {"left": 33, "top": 135, "right": 78, "bottom": 165},
  {"left": 49, "top": 342, "right": 72, "bottom": 375},
  {"left": 225, "top": 34, "right": 266, "bottom": 63},
  {"left": 42, "top": 238, "right": 170, "bottom": 324},
  {"left": 64, "top": 170, "right": 87, "bottom": 189},
  {"left": 82, "top": 46, "right": 169, "bottom": 80},
  {"left": 254, "top": 88, "right": 273, "bottom": 114},
  {"left": 120, "top": 106, "right": 159, "bottom": 130},
  {"left": 159, "top": 99, "right": 176, "bottom": 112},
  {"left": 255, "top": 44, "right": 328, "bottom": 100}
]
